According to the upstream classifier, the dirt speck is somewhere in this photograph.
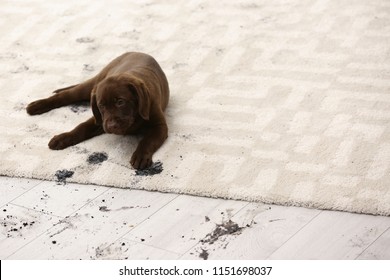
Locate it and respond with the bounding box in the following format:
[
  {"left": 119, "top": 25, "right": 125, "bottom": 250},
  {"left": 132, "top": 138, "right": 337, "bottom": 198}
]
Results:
[
  {"left": 87, "top": 152, "right": 108, "bottom": 164},
  {"left": 135, "top": 161, "right": 163, "bottom": 176},
  {"left": 205, "top": 216, "right": 210, "bottom": 222},
  {"left": 55, "top": 169, "right": 74, "bottom": 184}
]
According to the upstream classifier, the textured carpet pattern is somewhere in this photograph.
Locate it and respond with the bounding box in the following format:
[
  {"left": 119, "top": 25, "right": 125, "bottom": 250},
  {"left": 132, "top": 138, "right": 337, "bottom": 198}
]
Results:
[{"left": 1, "top": 0, "right": 389, "bottom": 215}]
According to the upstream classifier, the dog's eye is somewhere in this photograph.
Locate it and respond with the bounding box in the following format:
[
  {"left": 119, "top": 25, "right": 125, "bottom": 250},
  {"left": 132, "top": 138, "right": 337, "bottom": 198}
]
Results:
[{"left": 116, "top": 98, "right": 126, "bottom": 107}]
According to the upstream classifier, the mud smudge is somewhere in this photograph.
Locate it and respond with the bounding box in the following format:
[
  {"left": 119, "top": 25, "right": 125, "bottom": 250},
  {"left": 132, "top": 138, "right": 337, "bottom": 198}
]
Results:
[
  {"left": 199, "top": 249, "right": 209, "bottom": 260},
  {"left": 70, "top": 102, "right": 89, "bottom": 113},
  {"left": 55, "top": 169, "right": 74, "bottom": 185},
  {"left": 76, "top": 37, "right": 95, "bottom": 43},
  {"left": 98, "top": 205, "right": 150, "bottom": 212},
  {"left": 201, "top": 220, "right": 245, "bottom": 245},
  {"left": 94, "top": 241, "right": 129, "bottom": 260},
  {"left": 11, "top": 64, "right": 29, "bottom": 74},
  {"left": 87, "top": 152, "right": 108, "bottom": 165},
  {"left": 99, "top": 206, "right": 110, "bottom": 212},
  {"left": 269, "top": 219, "right": 285, "bottom": 223},
  {"left": 83, "top": 64, "right": 95, "bottom": 72}
]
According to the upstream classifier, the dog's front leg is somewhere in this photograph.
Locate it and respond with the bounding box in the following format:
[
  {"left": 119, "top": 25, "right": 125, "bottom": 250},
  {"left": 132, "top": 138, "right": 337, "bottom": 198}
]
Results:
[
  {"left": 130, "top": 123, "right": 168, "bottom": 170},
  {"left": 49, "top": 117, "right": 104, "bottom": 150}
]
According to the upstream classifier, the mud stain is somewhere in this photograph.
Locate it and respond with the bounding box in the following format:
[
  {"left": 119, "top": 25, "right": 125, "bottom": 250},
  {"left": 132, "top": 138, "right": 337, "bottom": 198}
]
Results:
[
  {"left": 14, "top": 102, "right": 27, "bottom": 111},
  {"left": 87, "top": 152, "right": 108, "bottom": 165},
  {"left": 99, "top": 206, "right": 110, "bottom": 212},
  {"left": 76, "top": 37, "right": 95, "bottom": 43},
  {"left": 99, "top": 205, "right": 151, "bottom": 212},
  {"left": 135, "top": 161, "right": 163, "bottom": 176},
  {"left": 83, "top": 64, "right": 95, "bottom": 72},
  {"left": 1, "top": 214, "right": 36, "bottom": 238},
  {"left": 55, "top": 169, "right": 74, "bottom": 185},
  {"left": 199, "top": 249, "right": 209, "bottom": 260},
  {"left": 49, "top": 217, "right": 76, "bottom": 238},
  {"left": 94, "top": 241, "right": 129, "bottom": 260},
  {"left": 11, "top": 64, "right": 29, "bottom": 74},
  {"left": 201, "top": 220, "right": 245, "bottom": 245},
  {"left": 70, "top": 102, "right": 89, "bottom": 113},
  {"left": 71, "top": 146, "right": 89, "bottom": 154},
  {"left": 196, "top": 218, "right": 254, "bottom": 260},
  {"left": 269, "top": 218, "right": 285, "bottom": 223}
]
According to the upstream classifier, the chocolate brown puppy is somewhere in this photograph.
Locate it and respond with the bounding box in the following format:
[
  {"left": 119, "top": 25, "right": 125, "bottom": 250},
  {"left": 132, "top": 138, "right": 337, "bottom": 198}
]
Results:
[{"left": 27, "top": 52, "right": 169, "bottom": 170}]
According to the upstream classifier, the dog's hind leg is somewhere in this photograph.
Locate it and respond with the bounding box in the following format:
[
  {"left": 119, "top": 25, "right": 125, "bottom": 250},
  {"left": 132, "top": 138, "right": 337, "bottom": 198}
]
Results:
[{"left": 26, "top": 78, "right": 96, "bottom": 115}]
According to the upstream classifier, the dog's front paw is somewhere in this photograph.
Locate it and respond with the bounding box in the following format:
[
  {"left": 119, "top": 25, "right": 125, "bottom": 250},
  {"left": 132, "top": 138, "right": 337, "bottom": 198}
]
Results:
[
  {"left": 48, "top": 133, "right": 75, "bottom": 150},
  {"left": 130, "top": 150, "right": 153, "bottom": 170}
]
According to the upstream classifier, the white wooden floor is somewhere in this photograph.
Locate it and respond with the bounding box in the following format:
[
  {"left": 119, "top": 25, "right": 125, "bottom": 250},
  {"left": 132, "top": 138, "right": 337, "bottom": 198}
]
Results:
[{"left": 0, "top": 175, "right": 389, "bottom": 260}]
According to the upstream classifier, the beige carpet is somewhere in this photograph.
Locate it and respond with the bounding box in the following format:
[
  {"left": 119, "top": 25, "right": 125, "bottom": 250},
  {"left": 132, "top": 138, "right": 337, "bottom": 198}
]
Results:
[{"left": 1, "top": 0, "right": 389, "bottom": 216}]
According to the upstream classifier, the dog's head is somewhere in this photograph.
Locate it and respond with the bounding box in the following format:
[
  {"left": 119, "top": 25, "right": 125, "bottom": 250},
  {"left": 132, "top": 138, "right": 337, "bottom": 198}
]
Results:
[{"left": 91, "top": 74, "right": 151, "bottom": 135}]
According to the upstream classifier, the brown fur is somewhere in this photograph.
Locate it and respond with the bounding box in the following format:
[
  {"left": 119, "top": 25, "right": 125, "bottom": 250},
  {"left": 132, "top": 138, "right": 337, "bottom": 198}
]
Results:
[{"left": 27, "top": 52, "right": 169, "bottom": 170}]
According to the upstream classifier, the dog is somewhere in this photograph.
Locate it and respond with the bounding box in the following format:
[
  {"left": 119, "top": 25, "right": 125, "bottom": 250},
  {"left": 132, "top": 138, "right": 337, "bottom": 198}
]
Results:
[{"left": 26, "top": 52, "right": 169, "bottom": 170}]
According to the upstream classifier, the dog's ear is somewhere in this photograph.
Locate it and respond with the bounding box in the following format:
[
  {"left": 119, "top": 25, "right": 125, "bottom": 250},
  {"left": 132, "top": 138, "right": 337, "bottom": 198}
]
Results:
[
  {"left": 120, "top": 74, "right": 151, "bottom": 120},
  {"left": 91, "top": 88, "right": 102, "bottom": 125},
  {"left": 131, "top": 81, "right": 151, "bottom": 121}
]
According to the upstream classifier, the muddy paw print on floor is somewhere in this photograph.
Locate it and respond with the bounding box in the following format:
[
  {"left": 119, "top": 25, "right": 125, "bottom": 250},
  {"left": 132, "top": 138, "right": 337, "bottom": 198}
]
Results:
[{"left": 94, "top": 241, "right": 130, "bottom": 260}]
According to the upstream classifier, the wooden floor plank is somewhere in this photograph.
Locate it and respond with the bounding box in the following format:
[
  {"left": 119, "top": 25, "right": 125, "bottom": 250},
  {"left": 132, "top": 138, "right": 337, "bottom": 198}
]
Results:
[
  {"left": 357, "top": 227, "right": 390, "bottom": 260},
  {"left": 0, "top": 176, "right": 41, "bottom": 207},
  {"left": 268, "top": 211, "right": 390, "bottom": 259}
]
